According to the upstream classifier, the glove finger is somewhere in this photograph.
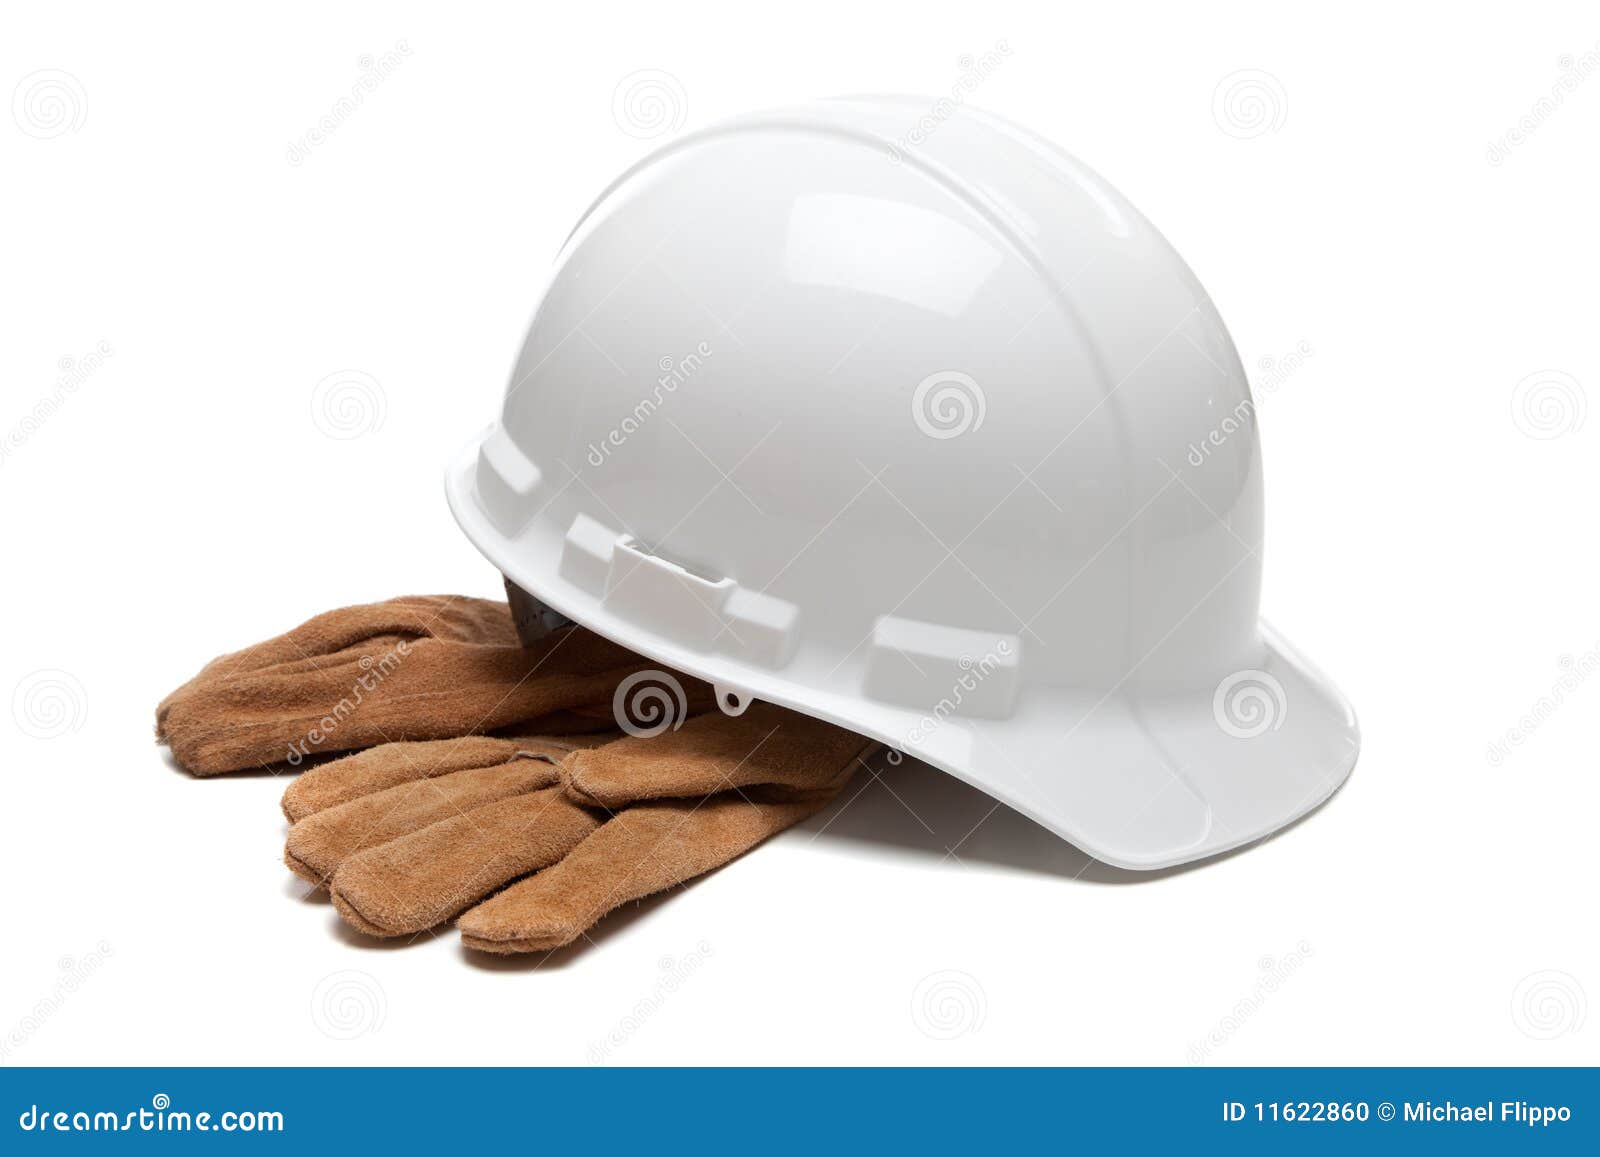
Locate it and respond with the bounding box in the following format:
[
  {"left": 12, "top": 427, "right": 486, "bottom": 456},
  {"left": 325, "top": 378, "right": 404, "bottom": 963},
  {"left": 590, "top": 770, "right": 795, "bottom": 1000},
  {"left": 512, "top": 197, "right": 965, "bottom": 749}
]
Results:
[
  {"left": 161, "top": 624, "right": 673, "bottom": 775},
  {"left": 564, "top": 702, "right": 873, "bottom": 809},
  {"left": 282, "top": 735, "right": 601, "bottom": 821},
  {"left": 156, "top": 596, "right": 514, "bottom": 723},
  {"left": 328, "top": 788, "right": 601, "bottom": 937},
  {"left": 157, "top": 634, "right": 412, "bottom": 739},
  {"left": 284, "top": 753, "right": 563, "bottom": 887},
  {"left": 160, "top": 647, "right": 424, "bottom": 774},
  {"left": 457, "top": 789, "right": 838, "bottom": 954}
]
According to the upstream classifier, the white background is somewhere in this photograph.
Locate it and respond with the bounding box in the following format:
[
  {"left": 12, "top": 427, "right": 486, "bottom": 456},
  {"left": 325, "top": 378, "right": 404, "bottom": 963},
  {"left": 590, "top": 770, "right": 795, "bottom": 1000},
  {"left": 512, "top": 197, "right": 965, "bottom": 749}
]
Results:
[{"left": 2, "top": 1, "right": 1596, "bottom": 1066}]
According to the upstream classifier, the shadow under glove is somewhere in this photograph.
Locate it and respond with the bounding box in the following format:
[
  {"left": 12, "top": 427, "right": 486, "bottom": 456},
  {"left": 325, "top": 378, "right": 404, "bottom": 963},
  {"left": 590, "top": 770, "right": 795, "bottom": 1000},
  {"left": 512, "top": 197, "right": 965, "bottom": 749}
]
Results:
[
  {"left": 157, "top": 596, "right": 695, "bottom": 775},
  {"left": 282, "top": 703, "right": 875, "bottom": 953}
]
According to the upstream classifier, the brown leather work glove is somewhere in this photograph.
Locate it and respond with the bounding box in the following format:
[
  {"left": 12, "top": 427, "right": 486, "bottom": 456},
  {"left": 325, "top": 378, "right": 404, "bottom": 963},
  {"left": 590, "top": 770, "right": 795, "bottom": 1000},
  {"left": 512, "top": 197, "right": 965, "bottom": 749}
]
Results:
[
  {"left": 156, "top": 596, "right": 701, "bottom": 775},
  {"left": 281, "top": 703, "right": 875, "bottom": 953}
]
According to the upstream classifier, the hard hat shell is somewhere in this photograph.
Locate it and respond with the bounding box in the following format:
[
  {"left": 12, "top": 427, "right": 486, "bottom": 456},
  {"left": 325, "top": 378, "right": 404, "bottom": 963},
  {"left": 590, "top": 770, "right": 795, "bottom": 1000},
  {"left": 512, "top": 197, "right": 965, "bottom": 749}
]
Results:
[{"left": 446, "top": 96, "right": 1358, "bottom": 870}]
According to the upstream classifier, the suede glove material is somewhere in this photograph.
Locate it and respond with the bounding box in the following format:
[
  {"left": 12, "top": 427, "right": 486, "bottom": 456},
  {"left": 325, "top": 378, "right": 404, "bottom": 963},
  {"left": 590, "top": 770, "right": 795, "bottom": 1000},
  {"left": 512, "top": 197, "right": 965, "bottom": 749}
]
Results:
[
  {"left": 283, "top": 703, "right": 874, "bottom": 954},
  {"left": 156, "top": 596, "right": 703, "bottom": 775}
]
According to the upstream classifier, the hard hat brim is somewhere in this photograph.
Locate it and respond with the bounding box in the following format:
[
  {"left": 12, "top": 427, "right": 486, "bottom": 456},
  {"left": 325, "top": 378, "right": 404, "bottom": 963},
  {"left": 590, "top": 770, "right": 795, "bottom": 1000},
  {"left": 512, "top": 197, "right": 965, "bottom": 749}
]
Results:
[{"left": 447, "top": 444, "right": 1358, "bottom": 872}]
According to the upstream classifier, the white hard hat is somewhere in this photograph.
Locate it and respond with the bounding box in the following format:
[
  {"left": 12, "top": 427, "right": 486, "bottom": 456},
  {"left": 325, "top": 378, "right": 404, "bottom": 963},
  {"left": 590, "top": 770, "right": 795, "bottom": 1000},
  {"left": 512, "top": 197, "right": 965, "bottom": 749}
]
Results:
[{"left": 446, "top": 96, "right": 1358, "bottom": 870}]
